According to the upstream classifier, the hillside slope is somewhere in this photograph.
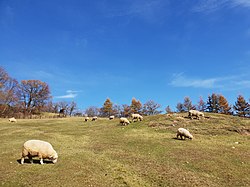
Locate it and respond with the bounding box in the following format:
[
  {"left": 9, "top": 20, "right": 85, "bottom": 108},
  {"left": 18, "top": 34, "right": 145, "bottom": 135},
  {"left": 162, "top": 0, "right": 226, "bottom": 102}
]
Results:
[{"left": 0, "top": 113, "right": 249, "bottom": 187}]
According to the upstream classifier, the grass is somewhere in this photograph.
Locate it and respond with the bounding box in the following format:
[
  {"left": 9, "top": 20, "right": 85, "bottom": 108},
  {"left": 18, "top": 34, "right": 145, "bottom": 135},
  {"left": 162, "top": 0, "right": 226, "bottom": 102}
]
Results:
[{"left": 0, "top": 113, "right": 249, "bottom": 187}]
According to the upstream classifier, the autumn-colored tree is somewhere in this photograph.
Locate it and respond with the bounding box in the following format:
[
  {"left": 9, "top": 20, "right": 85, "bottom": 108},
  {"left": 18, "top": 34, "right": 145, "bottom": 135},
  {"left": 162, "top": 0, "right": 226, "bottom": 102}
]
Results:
[
  {"left": 206, "top": 93, "right": 219, "bottom": 113},
  {"left": 218, "top": 95, "right": 231, "bottom": 114},
  {"left": 0, "top": 67, "right": 19, "bottom": 117},
  {"left": 100, "top": 98, "right": 113, "bottom": 117},
  {"left": 121, "top": 104, "right": 130, "bottom": 117},
  {"left": 197, "top": 97, "right": 206, "bottom": 112},
  {"left": 19, "top": 80, "right": 51, "bottom": 115},
  {"left": 233, "top": 95, "right": 249, "bottom": 117},
  {"left": 142, "top": 100, "right": 162, "bottom": 115},
  {"left": 130, "top": 97, "right": 142, "bottom": 114}
]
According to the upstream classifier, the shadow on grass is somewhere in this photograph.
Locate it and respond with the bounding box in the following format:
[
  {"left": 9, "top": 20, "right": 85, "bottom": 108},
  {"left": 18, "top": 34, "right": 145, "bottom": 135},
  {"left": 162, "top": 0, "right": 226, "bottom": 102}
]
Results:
[
  {"left": 16, "top": 159, "right": 54, "bottom": 164},
  {"left": 172, "top": 137, "right": 188, "bottom": 141}
]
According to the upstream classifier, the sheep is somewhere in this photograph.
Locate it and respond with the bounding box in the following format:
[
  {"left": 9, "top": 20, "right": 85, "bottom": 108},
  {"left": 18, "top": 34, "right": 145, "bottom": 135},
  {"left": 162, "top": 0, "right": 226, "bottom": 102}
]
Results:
[
  {"left": 120, "top": 117, "right": 130, "bottom": 126},
  {"left": 131, "top": 114, "right": 143, "bottom": 122},
  {"left": 188, "top": 110, "right": 204, "bottom": 120},
  {"left": 9, "top": 117, "right": 17, "bottom": 123},
  {"left": 92, "top": 116, "right": 98, "bottom": 121},
  {"left": 176, "top": 128, "right": 193, "bottom": 140},
  {"left": 84, "top": 117, "right": 90, "bottom": 122},
  {"left": 109, "top": 115, "right": 115, "bottom": 120},
  {"left": 21, "top": 140, "right": 58, "bottom": 165}
]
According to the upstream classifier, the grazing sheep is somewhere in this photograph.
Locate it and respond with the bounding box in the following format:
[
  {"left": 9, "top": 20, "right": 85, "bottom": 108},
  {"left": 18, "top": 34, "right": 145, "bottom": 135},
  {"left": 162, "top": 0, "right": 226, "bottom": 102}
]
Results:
[
  {"left": 176, "top": 128, "right": 193, "bottom": 140},
  {"left": 84, "top": 117, "right": 90, "bottom": 122},
  {"left": 92, "top": 116, "right": 98, "bottom": 121},
  {"left": 131, "top": 114, "right": 143, "bottom": 122},
  {"left": 188, "top": 110, "right": 204, "bottom": 120},
  {"left": 109, "top": 115, "right": 115, "bottom": 120},
  {"left": 21, "top": 140, "right": 58, "bottom": 165},
  {"left": 120, "top": 117, "right": 130, "bottom": 126},
  {"left": 9, "top": 117, "right": 17, "bottom": 123}
]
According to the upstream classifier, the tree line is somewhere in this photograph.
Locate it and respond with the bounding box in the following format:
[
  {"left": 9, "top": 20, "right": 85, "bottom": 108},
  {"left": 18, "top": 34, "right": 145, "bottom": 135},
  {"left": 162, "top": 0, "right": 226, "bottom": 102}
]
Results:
[
  {"left": 173, "top": 94, "right": 250, "bottom": 117},
  {"left": 0, "top": 66, "right": 249, "bottom": 118}
]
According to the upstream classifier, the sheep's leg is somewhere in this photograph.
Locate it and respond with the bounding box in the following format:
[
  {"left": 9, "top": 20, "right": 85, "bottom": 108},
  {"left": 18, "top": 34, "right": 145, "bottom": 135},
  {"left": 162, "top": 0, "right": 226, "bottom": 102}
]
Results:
[
  {"left": 40, "top": 158, "right": 44, "bottom": 165},
  {"left": 28, "top": 156, "right": 33, "bottom": 164},
  {"left": 21, "top": 157, "right": 25, "bottom": 164}
]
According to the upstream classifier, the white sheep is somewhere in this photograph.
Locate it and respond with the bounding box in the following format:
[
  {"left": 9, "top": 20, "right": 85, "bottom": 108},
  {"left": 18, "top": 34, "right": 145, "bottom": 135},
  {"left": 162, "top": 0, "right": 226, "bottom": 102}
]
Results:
[
  {"left": 131, "top": 114, "right": 143, "bottom": 122},
  {"left": 92, "top": 116, "right": 98, "bottom": 121},
  {"left": 109, "top": 115, "right": 115, "bottom": 120},
  {"left": 84, "top": 117, "right": 90, "bottom": 122},
  {"left": 9, "top": 117, "right": 17, "bottom": 123},
  {"left": 176, "top": 128, "right": 193, "bottom": 140},
  {"left": 120, "top": 117, "right": 130, "bottom": 126},
  {"left": 21, "top": 140, "right": 58, "bottom": 165},
  {"left": 188, "top": 110, "right": 204, "bottom": 120}
]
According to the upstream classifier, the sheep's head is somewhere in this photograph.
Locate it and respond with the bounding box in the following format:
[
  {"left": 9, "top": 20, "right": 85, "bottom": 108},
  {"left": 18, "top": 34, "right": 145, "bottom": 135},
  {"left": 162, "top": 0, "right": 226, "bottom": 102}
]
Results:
[
  {"left": 189, "top": 134, "right": 193, "bottom": 140},
  {"left": 50, "top": 152, "right": 58, "bottom": 164}
]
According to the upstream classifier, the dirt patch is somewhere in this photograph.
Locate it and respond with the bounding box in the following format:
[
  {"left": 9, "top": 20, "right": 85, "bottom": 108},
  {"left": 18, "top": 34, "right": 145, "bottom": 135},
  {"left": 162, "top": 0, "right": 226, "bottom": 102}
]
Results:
[{"left": 227, "top": 127, "right": 250, "bottom": 135}]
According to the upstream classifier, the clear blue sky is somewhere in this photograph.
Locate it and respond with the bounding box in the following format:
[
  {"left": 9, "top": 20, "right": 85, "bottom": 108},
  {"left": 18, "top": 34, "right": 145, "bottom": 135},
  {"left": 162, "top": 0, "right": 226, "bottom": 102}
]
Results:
[{"left": 1, "top": 0, "right": 250, "bottom": 111}]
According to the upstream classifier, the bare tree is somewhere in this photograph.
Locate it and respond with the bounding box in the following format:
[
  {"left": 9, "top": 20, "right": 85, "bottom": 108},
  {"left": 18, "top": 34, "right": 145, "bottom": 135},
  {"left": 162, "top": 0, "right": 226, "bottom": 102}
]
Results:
[
  {"left": 165, "top": 105, "right": 172, "bottom": 114},
  {"left": 84, "top": 106, "right": 100, "bottom": 117},
  {"left": 197, "top": 97, "right": 206, "bottom": 112},
  {"left": 19, "top": 80, "right": 51, "bottom": 116},
  {"left": 142, "top": 100, "right": 162, "bottom": 115},
  {"left": 69, "top": 101, "right": 77, "bottom": 117}
]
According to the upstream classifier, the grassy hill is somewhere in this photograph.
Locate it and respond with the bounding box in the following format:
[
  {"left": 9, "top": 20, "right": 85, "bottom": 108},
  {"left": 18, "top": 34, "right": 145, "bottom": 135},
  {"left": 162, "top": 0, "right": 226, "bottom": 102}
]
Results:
[{"left": 0, "top": 113, "right": 249, "bottom": 187}]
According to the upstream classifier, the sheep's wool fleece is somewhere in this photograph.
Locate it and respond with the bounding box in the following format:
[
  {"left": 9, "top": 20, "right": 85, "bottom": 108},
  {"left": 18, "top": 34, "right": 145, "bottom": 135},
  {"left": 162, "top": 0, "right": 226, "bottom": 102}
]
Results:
[{"left": 23, "top": 140, "right": 56, "bottom": 156}]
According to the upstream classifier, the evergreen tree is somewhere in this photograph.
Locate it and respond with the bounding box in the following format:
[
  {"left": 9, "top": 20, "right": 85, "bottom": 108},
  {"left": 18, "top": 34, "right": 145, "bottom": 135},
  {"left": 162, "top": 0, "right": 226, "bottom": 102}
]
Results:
[
  {"left": 233, "top": 95, "right": 249, "bottom": 117},
  {"left": 206, "top": 93, "right": 219, "bottom": 113}
]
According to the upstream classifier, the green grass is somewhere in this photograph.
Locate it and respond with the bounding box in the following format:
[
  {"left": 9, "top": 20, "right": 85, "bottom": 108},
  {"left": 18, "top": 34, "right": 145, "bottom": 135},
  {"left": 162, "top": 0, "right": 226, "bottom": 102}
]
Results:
[{"left": 0, "top": 113, "right": 249, "bottom": 187}]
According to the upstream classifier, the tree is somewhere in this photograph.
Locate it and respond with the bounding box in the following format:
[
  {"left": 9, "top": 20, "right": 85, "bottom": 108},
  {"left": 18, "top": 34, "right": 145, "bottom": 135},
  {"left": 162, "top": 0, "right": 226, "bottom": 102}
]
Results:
[
  {"left": 165, "top": 105, "right": 172, "bottom": 114},
  {"left": 176, "top": 102, "right": 185, "bottom": 112},
  {"left": 218, "top": 95, "right": 231, "bottom": 114},
  {"left": 0, "top": 67, "right": 19, "bottom": 117},
  {"left": 233, "top": 95, "right": 249, "bottom": 117},
  {"left": 112, "top": 104, "right": 122, "bottom": 117},
  {"left": 121, "top": 104, "right": 130, "bottom": 117},
  {"left": 84, "top": 106, "right": 99, "bottom": 117},
  {"left": 130, "top": 97, "right": 142, "bottom": 114},
  {"left": 69, "top": 101, "right": 77, "bottom": 117},
  {"left": 183, "top": 96, "right": 193, "bottom": 112},
  {"left": 197, "top": 97, "right": 206, "bottom": 112},
  {"left": 19, "top": 80, "right": 51, "bottom": 115},
  {"left": 100, "top": 98, "right": 113, "bottom": 117},
  {"left": 206, "top": 93, "right": 219, "bottom": 113},
  {"left": 142, "top": 100, "right": 162, "bottom": 115}
]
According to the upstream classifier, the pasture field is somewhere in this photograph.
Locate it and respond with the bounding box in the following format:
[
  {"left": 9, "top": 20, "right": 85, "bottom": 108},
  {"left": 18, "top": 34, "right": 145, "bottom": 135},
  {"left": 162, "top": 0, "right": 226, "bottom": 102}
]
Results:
[{"left": 0, "top": 113, "right": 249, "bottom": 187}]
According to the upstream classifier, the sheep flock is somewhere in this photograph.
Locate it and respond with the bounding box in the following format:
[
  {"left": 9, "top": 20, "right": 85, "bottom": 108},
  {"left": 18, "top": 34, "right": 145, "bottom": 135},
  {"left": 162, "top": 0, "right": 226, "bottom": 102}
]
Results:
[{"left": 13, "top": 110, "right": 207, "bottom": 165}]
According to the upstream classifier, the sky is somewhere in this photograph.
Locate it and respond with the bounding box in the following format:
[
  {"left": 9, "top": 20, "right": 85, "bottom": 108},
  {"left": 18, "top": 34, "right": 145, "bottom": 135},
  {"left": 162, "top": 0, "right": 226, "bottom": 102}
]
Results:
[{"left": 0, "top": 0, "right": 250, "bottom": 112}]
